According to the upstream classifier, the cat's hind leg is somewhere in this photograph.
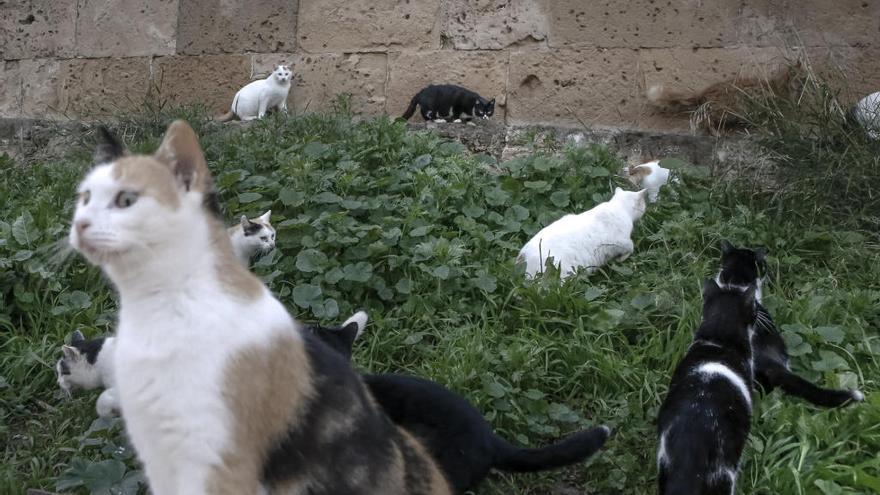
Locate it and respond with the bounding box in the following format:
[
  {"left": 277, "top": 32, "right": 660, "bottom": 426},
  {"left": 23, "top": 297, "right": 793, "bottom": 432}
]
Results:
[{"left": 765, "top": 364, "right": 864, "bottom": 407}]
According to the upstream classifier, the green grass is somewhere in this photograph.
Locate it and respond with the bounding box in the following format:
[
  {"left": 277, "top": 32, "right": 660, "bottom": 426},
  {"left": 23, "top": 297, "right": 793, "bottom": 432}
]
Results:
[{"left": 1, "top": 108, "right": 878, "bottom": 494}]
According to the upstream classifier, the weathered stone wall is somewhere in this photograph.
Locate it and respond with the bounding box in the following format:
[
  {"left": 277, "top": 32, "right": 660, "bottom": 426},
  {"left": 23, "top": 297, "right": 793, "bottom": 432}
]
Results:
[{"left": 2, "top": 0, "right": 878, "bottom": 132}]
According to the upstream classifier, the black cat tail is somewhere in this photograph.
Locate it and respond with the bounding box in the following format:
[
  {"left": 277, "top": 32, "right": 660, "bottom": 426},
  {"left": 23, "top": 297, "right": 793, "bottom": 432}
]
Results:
[
  {"left": 491, "top": 425, "right": 610, "bottom": 472},
  {"left": 770, "top": 366, "right": 863, "bottom": 408},
  {"left": 400, "top": 92, "right": 421, "bottom": 121}
]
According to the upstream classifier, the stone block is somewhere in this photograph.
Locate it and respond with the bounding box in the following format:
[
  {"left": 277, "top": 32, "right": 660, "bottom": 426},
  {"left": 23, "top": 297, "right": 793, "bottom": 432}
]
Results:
[
  {"left": 177, "top": 0, "right": 297, "bottom": 55},
  {"left": 640, "top": 47, "right": 789, "bottom": 94},
  {"left": 507, "top": 48, "right": 641, "bottom": 128},
  {"left": 58, "top": 58, "right": 152, "bottom": 116},
  {"left": 765, "top": 0, "right": 880, "bottom": 48},
  {"left": 254, "top": 53, "right": 388, "bottom": 116},
  {"left": 1, "top": 62, "right": 22, "bottom": 117},
  {"left": 441, "top": 0, "right": 549, "bottom": 50},
  {"left": 803, "top": 46, "right": 880, "bottom": 103},
  {"left": 75, "top": 0, "right": 178, "bottom": 57},
  {"left": 638, "top": 47, "right": 789, "bottom": 130},
  {"left": 19, "top": 58, "right": 61, "bottom": 118},
  {"left": 386, "top": 50, "right": 508, "bottom": 120},
  {"left": 152, "top": 55, "right": 252, "bottom": 114},
  {"left": 0, "top": 0, "right": 77, "bottom": 60},
  {"left": 546, "top": 0, "right": 750, "bottom": 49},
  {"left": 297, "top": 0, "right": 440, "bottom": 52}
]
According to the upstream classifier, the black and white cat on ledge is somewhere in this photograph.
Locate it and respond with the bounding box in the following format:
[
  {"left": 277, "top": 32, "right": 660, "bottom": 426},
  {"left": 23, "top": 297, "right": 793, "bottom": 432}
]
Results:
[{"left": 401, "top": 84, "right": 495, "bottom": 124}]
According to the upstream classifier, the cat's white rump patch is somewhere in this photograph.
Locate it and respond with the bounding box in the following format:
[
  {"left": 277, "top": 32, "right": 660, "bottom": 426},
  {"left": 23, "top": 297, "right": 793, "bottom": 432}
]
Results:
[{"left": 696, "top": 362, "right": 752, "bottom": 409}]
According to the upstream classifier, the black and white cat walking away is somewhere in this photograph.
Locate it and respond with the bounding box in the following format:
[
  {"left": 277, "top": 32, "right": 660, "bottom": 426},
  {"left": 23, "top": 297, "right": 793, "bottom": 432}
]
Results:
[
  {"left": 657, "top": 279, "right": 757, "bottom": 495},
  {"left": 401, "top": 84, "right": 495, "bottom": 123},
  {"left": 716, "top": 241, "right": 864, "bottom": 407}
]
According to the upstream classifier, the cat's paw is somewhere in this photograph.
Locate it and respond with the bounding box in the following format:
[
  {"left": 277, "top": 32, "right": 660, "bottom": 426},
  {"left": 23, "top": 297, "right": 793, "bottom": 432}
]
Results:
[
  {"left": 433, "top": 119, "right": 447, "bottom": 124},
  {"left": 453, "top": 119, "right": 462, "bottom": 123},
  {"left": 467, "top": 121, "right": 476, "bottom": 126},
  {"left": 851, "top": 390, "right": 866, "bottom": 402}
]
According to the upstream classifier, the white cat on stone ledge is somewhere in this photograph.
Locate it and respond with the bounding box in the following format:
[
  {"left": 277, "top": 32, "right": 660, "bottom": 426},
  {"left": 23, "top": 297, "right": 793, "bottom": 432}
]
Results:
[{"left": 217, "top": 65, "right": 292, "bottom": 122}]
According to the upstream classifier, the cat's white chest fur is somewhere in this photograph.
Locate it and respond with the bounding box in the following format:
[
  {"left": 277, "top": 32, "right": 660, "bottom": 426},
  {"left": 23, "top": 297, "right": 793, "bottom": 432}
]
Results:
[
  {"left": 114, "top": 280, "right": 292, "bottom": 492},
  {"left": 230, "top": 65, "right": 292, "bottom": 121},
  {"left": 519, "top": 187, "right": 647, "bottom": 278}
]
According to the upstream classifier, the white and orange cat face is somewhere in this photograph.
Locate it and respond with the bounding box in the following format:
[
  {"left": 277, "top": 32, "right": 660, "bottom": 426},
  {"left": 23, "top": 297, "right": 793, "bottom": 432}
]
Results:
[
  {"left": 238, "top": 210, "right": 276, "bottom": 253},
  {"left": 272, "top": 65, "right": 292, "bottom": 84},
  {"left": 69, "top": 122, "right": 214, "bottom": 267},
  {"left": 611, "top": 187, "right": 649, "bottom": 220}
]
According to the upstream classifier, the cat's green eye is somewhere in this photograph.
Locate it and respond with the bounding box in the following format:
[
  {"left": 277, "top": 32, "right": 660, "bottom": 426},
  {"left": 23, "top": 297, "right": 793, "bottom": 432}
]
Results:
[
  {"left": 80, "top": 191, "right": 90, "bottom": 205},
  {"left": 115, "top": 191, "right": 139, "bottom": 208}
]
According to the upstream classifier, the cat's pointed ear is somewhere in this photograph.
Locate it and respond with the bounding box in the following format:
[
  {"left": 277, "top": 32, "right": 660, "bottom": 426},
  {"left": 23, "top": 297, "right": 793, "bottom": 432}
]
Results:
[
  {"left": 259, "top": 210, "right": 272, "bottom": 224},
  {"left": 70, "top": 330, "right": 85, "bottom": 344},
  {"left": 720, "top": 240, "right": 734, "bottom": 255},
  {"left": 754, "top": 246, "right": 769, "bottom": 262},
  {"left": 638, "top": 188, "right": 649, "bottom": 199},
  {"left": 94, "top": 126, "right": 126, "bottom": 165},
  {"left": 342, "top": 310, "right": 368, "bottom": 339},
  {"left": 239, "top": 215, "right": 250, "bottom": 228},
  {"left": 337, "top": 323, "right": 360, "bottom": 354},
  {"left": 154, "top": 120, "right": 212, "bottom": 193},
  {"left": 614, "top": 186, "right": 623, "bottom": 195},
  {"left": 489, "top": 98, "right": 495, "bottom": 105},
  {"left": 61, "top": 344, "right": 80, "bottom": 361}
]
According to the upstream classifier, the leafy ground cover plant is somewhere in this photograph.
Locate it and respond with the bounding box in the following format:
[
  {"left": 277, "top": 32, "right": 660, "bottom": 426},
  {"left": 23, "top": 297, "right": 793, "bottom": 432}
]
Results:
[{"left": 0, "top": 107, "right": 878, "bottom": 494}]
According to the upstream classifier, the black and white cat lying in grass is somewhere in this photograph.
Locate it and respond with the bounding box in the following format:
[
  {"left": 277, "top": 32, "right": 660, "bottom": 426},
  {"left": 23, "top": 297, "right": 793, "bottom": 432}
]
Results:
[
  {"left": 307, "top": 312, "right": 611, "bottom": 495},
  {"left": 657, "top": 278, "right": 758, "bottom": 495},
  {"left": 716, "top": 240, "right": 864, "bottom": 407},
  {"left": 57, "top": 330, "right": 117, "bottom": 417},
  {"left": 401, "top": 84, "right": 495, "bottom": 123}
]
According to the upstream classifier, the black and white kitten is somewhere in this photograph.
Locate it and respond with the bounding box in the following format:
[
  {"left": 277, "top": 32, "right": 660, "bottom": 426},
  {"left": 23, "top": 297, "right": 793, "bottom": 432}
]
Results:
[
  {"left": 307, "top": 314, "right": 611, "bottom": 495},
  {"left": 717, "top": 240, "right": 864, "bottom": 407},
  {"left": 56, "top": 330, "right": 118, "bottom": 417},
  {"left": 401, "top": 84, "right": 495, "bottom": 123},
  {"left": 657, "top": 279, "right": 757, "bottom": 495}
]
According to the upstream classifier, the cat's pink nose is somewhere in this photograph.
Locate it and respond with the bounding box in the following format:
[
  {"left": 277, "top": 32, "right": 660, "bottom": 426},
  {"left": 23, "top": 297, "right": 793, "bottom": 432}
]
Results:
[{"left": 75, "top": 220, "right": 91, "bottom": 234}]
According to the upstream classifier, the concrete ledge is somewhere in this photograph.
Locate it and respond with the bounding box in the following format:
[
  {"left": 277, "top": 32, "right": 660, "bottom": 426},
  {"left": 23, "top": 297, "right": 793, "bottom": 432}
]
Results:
[
  {"left": 405, "top": 119, "right": 755, "bottom": 173},
  {"left": 1, "top": 116, "right": 758, "bottom": 176}
]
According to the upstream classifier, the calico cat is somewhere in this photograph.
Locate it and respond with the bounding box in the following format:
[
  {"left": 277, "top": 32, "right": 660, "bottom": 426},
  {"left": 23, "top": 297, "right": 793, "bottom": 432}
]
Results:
[
  {"left": 401, "top": 84, "right": 495, "bottom": 123},
  {"left": 217, "top": 65, "right": 292, "bottom": 122},
  {"left": 517, "top": 187, "right": 648, "bottom": 278},
  {"left": 227, "top": 210, "right": 276, "bottom": 265},
  {"left": 646, "top": 62, "right": 800, "bottom": 135},
  {"left": 57, "top": 330, "right": 118, "bottom": 417},
  {"left": 308, "top": 313, "right": 612, "bottom": 495},
  {"left": 657, "top": 279, "right": 757, "bottom": 495},
  {"left": 627, "top": 160, "right": 671, "bottom": 203},
  {"left": 716, "top": 240, "right": 864, "bottom": 407},
  {"left": 68, "top": 121, "right": 452, "bottom": 494}
]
